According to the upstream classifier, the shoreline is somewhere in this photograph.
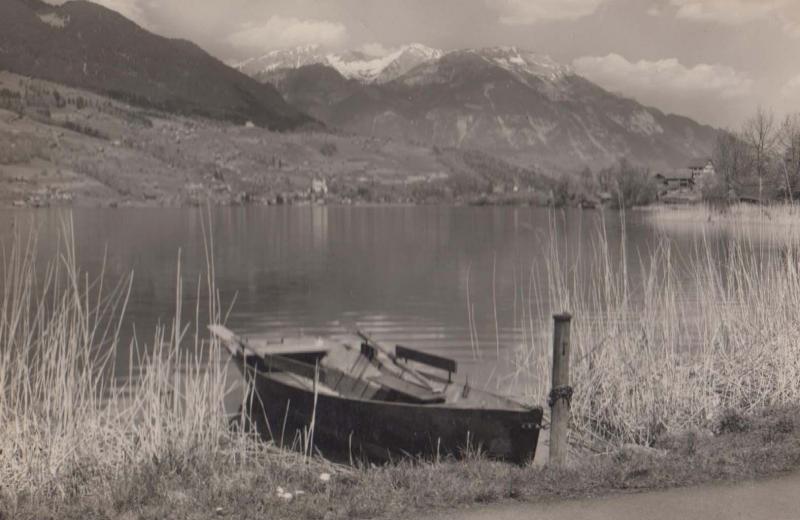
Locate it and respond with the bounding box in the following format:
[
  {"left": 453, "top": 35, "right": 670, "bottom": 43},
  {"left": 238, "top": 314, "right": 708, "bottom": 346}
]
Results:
[{"left": 0, "top": 195, "right": 576, "bottom": 210}]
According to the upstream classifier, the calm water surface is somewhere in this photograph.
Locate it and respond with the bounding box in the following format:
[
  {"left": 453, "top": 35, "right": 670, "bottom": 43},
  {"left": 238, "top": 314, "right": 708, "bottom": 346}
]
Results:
[{"left": 0, "top": 206, "right": 767, "bottom": 399}]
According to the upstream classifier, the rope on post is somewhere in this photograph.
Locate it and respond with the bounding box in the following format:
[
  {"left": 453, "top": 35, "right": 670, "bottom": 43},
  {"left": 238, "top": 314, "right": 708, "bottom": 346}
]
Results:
[
  {"left": 549, "top": 312, "right": 572, "bottom": 468},
  {"left": 548, "top": 385, "right": 574, "bottom": 408}
]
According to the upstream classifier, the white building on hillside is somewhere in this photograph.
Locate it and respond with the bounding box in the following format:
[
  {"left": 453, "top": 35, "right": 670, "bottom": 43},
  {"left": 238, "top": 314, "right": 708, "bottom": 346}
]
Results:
[
  {"left": 687, "top": 158, "right": 715, "bottom": 177},
  {"left": 311, "top": 177, "right": 328, "bottom": 195}
]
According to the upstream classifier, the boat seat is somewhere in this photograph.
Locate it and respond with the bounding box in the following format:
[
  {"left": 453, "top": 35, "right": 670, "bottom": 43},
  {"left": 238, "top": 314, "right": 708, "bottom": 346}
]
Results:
[
  {"left": 395, "top": 345, "right": 457, "bottom": 383},
  {"left": 368, "top": 373, "right": 446, "bottom": 404}
]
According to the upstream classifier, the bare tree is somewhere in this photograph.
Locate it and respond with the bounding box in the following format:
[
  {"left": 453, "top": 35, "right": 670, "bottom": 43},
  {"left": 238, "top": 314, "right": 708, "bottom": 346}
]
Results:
[
  {"left": 712, "top": 129, "right": 751, "bottom": 195},
  {"left": 779, "top": 113, "right": 800, "bottom": 200},
  {"left": 743, "top": 107, "right": 777, "bottom": 201}
]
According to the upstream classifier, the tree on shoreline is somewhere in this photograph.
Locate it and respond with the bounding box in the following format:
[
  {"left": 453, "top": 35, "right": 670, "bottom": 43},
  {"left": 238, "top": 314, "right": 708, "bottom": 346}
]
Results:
[
  {"left": 743, "top": 107, "right": 777, "bottom": 202},
  {"left": 705, "top": 130, "right": 751, "bottom": 204},
  {"left": 602, "top": 158, "right": 657, "bottom": 209},
  {"left": 704, "top": 108, "right": 800, "bottom": 205},
  {"left": 779, "top": 114, "right": 800, "bottom": 200}
]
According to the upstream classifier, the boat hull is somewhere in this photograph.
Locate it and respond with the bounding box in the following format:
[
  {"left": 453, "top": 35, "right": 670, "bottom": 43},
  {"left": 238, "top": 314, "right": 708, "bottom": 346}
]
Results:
[{"left": 238, "top": 357, "right": 543, "bottom": 464}]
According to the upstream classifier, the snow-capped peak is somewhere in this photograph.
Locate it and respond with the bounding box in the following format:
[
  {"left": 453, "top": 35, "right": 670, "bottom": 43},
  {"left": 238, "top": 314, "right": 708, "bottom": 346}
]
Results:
[
  {"left": 234, "top": 44, "right": 573, "bottom": 84},
  {"left": 235, "top": 43, "right": 443, "bottom": 83},
  {"left": 399, "top": 43, "right": 443, "bottom": 61},
  {"left": 327, "top": 43, "right": 444, "bottom": 83}
]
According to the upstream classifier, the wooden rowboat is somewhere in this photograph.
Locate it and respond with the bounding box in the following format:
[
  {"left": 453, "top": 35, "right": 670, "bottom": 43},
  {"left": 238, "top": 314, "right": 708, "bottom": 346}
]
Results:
[{"left": 210, "top": 324, "right": 542, "bottom": 464}]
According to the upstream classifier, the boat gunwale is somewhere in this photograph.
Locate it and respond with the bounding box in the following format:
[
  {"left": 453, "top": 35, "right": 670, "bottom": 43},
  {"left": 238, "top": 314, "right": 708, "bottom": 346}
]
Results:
[{"left": 237, "top": 352, "right": 542, "bottom": 415}]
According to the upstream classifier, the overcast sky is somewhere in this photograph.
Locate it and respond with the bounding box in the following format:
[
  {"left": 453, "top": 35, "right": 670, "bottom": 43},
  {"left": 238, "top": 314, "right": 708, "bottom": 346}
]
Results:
[{"left": 52, "top": 0, "right": 800, "bottom": 128}]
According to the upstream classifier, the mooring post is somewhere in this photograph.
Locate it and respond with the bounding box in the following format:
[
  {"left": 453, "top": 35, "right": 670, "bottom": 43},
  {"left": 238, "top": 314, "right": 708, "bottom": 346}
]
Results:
[{"left": 549, "top": 312, "right": 572, "bottom": 468}]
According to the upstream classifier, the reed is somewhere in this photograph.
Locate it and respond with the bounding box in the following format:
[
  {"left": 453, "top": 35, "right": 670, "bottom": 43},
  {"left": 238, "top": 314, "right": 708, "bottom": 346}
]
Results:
[
  {"left": 0, "top": 217, "right": 202, "bottom": 504},
  {"left": 0, "top": 216, "right": 338, "bottom": 516},
  {"left": 513, "top": 209, "right": 800, "bottom": 449}
]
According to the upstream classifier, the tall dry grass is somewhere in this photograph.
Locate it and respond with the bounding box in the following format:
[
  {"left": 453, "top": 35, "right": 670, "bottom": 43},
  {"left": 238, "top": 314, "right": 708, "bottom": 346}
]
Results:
[
  {"left": 513, "top": 210, "right": 800, "bottom": 449},
  {"left": 0, "top": 216, "right": 264, "bottom": 511}
]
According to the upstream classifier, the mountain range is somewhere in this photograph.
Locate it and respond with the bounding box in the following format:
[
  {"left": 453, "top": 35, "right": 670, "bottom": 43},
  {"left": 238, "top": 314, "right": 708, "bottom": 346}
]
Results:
[
  {"left": 0, "top": 0, "right": 719, "bottom": 176},
  {"left": 241, "top": 45, "right": 719, "bottom": 173},
  {"left": 236, "top": 43, "right": 444, "bottom": 84},
  {"left": 0, "top": 0, "right": 311, "bottom": 130}
]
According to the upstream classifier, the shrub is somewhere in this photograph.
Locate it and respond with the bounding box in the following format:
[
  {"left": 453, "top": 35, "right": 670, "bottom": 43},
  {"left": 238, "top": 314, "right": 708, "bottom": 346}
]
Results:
[
  {"left": 52, "top": 89, "right": 66, "bottom": 108},
  {"left": 0, "top": 132, "right": 43, "bottom": 164},
  {"left": 701, "top": 172, "right": 736, "bottom": 210},
  {"left": 604, "top": 158, "right": 658, "bottom": 209},
  {"left": 319, "top": 142, "right": 338, "bottom": 157},
  {"left": 62, "top": 120, "right": 108, "bottom": 140},
  {"left": 715, "top": 409, "right": 751, "bottom": 434}
]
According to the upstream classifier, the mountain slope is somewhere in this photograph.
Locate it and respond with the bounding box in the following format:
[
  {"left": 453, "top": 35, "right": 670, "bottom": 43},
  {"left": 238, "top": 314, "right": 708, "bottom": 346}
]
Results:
[
  {"left": 256, "top": 47, "right": 718, "bottom": 172},
  {"left": 264, "top": 64, "right": 365, "bottom": 124},
  {"left": 0, "top": 71, "right": 552, "bottom": 207},
  {"left": 0, "top": 0, "right": 312, "bottom": 130}
]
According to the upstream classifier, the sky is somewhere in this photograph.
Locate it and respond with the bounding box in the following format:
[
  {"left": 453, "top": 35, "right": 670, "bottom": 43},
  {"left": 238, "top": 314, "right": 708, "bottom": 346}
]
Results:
[{"left": 48, "top": 0, "right": 800, "bottom": 129}]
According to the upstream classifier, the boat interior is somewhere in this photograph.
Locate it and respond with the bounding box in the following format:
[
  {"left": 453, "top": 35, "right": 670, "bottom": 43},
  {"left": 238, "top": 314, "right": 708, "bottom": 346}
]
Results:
[{"left": 233, "top": 331, "right": 531, "bottom": 411}]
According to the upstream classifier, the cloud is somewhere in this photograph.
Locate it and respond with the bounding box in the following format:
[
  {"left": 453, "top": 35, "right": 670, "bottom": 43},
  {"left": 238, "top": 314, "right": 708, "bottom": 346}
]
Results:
[
  {"left": 671, "top": 0, "right": 781, "bottom": 25},
  {"left": 669, "top": 0, "right": 800, "bottom": 37},
  {"left": 358, "top": 42, "right": 392, "bottom": 57},
  {"left": 227, "top": 15, "right": 347, "bottom": 50},
  {"left": 574, "top": 53, "right": 753, "bottom": 99},
  {"left": 647, "top": 5, "right": 662, "bottom": 16},
  {"left": 783, "top": 18, "right": 800, "bottom": 38},
  {"left": 781, "top": 74, "right": 800, "bottom": 100},
  {"left": 486, "top": 0, "right": 607, "bottom": 24}
]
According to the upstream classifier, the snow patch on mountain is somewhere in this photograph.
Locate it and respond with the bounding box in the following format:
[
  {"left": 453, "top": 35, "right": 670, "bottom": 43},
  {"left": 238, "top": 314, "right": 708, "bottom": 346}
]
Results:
[
  {"left": 377, "top": 43, "right": 444, "bottom": 82},
  {"left": 475, "top": 47, "right": 572, "bottom": 83},
  {"left": 37, "top": 12, "right": 70, "bottom": 28},
  {"left": 629, "top": 110, "right": 663, "bottom": 135},
  {"left": 325, "top": 52, "right": 396, "bottom": 82},
  {"left": 609, "top": 109, "right": 664, "bottom": 136},
  {"left": 456, "top": 114, "right": 475, "bottom": 146},
  {"left": 235, "top": 44, "right": 325, "bottom": 76}
]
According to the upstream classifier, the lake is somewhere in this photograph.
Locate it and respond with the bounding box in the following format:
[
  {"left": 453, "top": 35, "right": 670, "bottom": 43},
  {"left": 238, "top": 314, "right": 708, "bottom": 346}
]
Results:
[{"left": 0, "top": 205, "right": 768, "bottom": 401}]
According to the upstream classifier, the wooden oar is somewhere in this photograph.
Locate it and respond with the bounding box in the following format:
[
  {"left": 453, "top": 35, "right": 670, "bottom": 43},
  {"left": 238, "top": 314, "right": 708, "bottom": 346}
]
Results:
[{"left": 356, "top": 329, "right": 436, "bottom": 391}]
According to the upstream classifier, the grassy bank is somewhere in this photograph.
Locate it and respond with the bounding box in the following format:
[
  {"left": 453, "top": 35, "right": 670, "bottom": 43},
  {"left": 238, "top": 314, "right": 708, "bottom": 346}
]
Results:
[
  {"left": 10, "top": 405, "right": 800, "bottom": 520},
  {"left": 6, "top": 212, "right": 800, "bottom": 519}
]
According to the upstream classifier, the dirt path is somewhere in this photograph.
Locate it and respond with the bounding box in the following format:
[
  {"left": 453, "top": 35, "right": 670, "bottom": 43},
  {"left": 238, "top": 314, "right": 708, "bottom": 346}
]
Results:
[{"left": 425, "top": 471, "right": 800, "bottom": 520}]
